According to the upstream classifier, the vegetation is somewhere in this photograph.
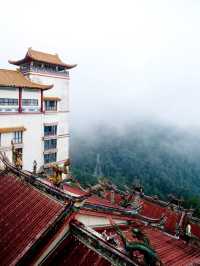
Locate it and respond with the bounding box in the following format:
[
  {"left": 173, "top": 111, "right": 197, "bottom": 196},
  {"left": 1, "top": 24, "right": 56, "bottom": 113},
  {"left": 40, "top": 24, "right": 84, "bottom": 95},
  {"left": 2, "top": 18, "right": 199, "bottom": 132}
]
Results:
[{"left": 71, "top": 122, "right": 200, "bottom": 217}]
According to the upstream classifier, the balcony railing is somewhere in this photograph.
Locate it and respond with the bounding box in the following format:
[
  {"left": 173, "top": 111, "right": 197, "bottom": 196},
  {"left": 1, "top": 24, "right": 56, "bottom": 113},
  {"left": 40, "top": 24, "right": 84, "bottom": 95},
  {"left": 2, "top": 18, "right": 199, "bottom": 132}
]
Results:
[
  {"left": 20, "top": 65, "right": 69, "bottom": 77},
  {"left": 0, "top": 108, "right": 18, "bottom": 112},
  {"left": 45, "top": 106, "right": 57, "bottom": 111}
]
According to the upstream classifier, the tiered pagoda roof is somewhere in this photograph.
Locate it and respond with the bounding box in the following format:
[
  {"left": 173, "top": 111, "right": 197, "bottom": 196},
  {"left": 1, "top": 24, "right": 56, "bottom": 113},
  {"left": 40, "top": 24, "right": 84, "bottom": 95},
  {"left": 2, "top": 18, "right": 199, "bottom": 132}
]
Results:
[
  {"left": 9, "top": 48, "right": 77, "bottom": 69},
  {"left": 0, "top": 69, "right": 53, "bottom": 90}
]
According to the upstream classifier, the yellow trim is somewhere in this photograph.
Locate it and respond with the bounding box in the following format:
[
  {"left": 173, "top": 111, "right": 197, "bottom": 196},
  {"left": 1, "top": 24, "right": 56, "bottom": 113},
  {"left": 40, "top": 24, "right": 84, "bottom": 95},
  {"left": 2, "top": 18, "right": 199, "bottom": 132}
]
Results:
[{"left": 0, "top": 126, "right": 26, "bottom": 133}]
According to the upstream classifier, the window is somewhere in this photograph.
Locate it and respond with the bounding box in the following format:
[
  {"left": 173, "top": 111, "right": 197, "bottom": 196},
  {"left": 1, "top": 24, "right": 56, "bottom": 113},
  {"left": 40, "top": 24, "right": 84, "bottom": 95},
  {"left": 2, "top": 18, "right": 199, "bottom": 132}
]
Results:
[
  {"left": 44, "top": 125, "right": 57, "bottom": 136},
  {"left": 22, "top": 99, "right": 38, "bottom": 106},
  {"left": 45, "top": 100, "right": 57, "bottom": 111},
  {"left": 44, "top": 153, "right": 57, "bottom": 164},
  {"left": 0, "top": 98, "right": 18, "bottom": 105},
  {"left": 44, "top": 139, "right": 57, "bottom": 150},
  {"left": 13, "top": 131, "right": 23, "bottom": 143}
]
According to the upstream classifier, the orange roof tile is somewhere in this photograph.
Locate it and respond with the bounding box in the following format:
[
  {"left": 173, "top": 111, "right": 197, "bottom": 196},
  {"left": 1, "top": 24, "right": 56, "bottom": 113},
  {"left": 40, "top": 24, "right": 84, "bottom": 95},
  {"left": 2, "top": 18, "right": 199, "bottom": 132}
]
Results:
[
  {"left": 9, "top": 48, "right": 77, "bottom": 69},
  {"left": 0, "top": 126, "right": 26, "bottom": 133},
  {"left": 0, "top": 69, "right": 53, "bottom": 90},
  {"left": 43, "top": 96, "right": 61, "bottom": 101}
]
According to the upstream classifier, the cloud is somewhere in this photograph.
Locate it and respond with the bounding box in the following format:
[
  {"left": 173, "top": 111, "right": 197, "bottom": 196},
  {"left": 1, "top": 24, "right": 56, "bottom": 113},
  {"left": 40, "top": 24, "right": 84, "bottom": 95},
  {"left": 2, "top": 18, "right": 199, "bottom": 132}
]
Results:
[{"left": 0, "top": 0, "right": 200, "bottom": 129}]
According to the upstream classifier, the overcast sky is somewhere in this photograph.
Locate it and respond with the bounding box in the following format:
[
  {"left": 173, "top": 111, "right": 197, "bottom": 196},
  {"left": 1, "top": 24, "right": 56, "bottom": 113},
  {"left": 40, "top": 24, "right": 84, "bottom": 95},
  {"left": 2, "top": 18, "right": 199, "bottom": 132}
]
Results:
[{"left": 1, "top": 0, "right": 200, "bottom": 130}]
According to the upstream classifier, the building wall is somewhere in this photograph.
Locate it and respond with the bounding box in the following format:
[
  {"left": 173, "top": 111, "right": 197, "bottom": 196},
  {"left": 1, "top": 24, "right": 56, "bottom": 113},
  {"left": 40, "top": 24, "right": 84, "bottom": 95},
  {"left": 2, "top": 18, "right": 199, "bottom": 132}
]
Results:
[
  {"left": 0, "top": 88, "right": 19, "bottom": 112},
  {"left": 0, "top": 71, "right": 71, "bottom": 171},
  {"left": 76, "top": 214, "right": 127, "bottom": 227},
  {"left": 0, "top": 87, "right": 18, "bottom": 98},
  {"left": 0, "top": 113, "right": 43, "bottom": 170},
  {"left": 22, "top": 88, "right": 40, "bottom": 99},
  {"left": 29, "top": 72, "right": 70, "bottom": 167},
  {"left": 29, "top": 74, "right": 69, "bottom": 112}
]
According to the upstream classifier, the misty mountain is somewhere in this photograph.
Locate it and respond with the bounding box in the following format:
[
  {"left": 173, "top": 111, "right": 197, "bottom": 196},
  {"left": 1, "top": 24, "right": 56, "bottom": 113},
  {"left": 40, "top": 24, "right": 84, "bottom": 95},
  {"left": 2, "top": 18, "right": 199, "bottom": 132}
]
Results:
[{"left": 71, "top": 122, "right": 200, "bottom": 213}]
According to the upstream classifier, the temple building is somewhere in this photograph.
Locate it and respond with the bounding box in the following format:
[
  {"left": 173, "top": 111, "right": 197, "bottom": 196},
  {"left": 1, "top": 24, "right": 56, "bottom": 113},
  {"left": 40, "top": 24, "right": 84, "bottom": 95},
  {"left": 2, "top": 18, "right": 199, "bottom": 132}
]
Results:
[
  {"left": 0, "top": 48, "right": 76, "bottom": 171},
  {"left": 0, "top": 49, "right": 200, "bottom": 266}
]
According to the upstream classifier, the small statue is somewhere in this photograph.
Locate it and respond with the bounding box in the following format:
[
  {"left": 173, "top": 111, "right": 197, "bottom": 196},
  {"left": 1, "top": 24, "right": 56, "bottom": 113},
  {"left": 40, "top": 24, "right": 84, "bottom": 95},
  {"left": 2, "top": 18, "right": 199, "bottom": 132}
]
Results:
[
  {"left": 185, "top": 222, "right": 192, "bottom": 244},
  {"left": 33, "top": 160, "right": 37, "bottom": 174},
  {"left": 15, "top": 151, "right": 22, "bottom": 170},
  {"left": 11, "top": 140, "right": 15, "bottom": 164},
  {"left": 49, "top": 164, "right": 63, "bottom": 186}
]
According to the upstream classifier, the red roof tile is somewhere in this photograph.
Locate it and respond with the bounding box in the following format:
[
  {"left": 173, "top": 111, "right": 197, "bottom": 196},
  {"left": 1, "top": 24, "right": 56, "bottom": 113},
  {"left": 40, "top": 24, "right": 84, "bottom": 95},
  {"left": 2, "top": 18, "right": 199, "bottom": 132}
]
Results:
[
  {"left": 191, "top": 222, "right": 200, "bottom": 239},
  {"left": 140, "top": 200, "right": 166, "bottom": 219},
  {"left": 144, "top": 228, "right": 200, "bottom": 266},
  {"left": 140, "top": 199, "right": 182, "bottom": 234},
  {"left": 98, "top": 226, "right": 200, "bottom": 266},
  {"left": 0, "top": 175, "right": 64, "bottom": 266},
  {"left": 45, "top": 234, "right": 111, "bottom": 266},
  {"left": 62, "top": 184, "right": 124, "bottom": 209}
]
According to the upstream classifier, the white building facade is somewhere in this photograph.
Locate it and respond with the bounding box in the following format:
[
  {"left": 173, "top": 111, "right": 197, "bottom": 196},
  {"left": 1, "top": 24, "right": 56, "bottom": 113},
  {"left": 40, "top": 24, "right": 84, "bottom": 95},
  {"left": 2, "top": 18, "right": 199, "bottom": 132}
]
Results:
[{"left": 0, "top": 48, "right": 76, "bottom": 171}]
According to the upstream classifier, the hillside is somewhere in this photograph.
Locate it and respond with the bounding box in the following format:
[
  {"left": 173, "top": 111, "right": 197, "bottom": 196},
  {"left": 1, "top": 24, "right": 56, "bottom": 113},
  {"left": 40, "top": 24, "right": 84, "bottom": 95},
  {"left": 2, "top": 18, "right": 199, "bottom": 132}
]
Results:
[{"left": 71, "top": 122, "right": 200, "bottom": 215}]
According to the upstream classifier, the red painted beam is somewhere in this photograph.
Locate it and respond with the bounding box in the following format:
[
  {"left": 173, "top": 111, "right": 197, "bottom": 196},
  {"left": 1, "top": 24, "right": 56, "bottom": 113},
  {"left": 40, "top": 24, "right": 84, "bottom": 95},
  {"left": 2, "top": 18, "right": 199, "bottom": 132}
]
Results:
[
  {"left": 41, "top": 89, "right": 44, "bottom": 112},
  {"left": 18, "top": 88, "right": 22, "bottom": 113}
]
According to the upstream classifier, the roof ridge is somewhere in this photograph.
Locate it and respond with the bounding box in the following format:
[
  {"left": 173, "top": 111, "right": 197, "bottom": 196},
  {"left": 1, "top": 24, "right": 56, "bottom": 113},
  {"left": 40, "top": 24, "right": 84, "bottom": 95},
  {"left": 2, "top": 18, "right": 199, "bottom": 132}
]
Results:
[{"left": 29, "top": 48, "right": 62, "bottom": 59}]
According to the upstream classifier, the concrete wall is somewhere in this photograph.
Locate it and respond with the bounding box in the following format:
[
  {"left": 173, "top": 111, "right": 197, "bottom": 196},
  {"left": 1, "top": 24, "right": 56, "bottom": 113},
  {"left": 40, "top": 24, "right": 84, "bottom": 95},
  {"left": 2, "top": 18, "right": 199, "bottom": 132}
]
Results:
[
  {"left": 0, "top": 113, "right": 43, "bottom": 170},
  {"left": 29, "top": 74, "right": 69, "bottom": 111},
  {"left": 0, "top": 87, "right": 18, "bottom": 98},
  {"left": 29, "top": 72, "right": 70, "bottom": 167},
  {"left": 76, "top": 213, "right": 127, "bottom": 227},
  {"left": 22, "top": 88, "right": 40, "bottom": 100},
  {"left": 0, "top": 69, "right": 71, "bottom": 171}
]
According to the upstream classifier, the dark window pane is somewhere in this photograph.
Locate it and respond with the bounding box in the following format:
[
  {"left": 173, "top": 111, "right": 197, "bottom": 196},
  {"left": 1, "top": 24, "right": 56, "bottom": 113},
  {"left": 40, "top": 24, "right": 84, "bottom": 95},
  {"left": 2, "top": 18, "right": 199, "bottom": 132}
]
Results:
[
  {"left": 44, "top": 125, "right": 57, "bottom": 136},
  {"left": 22, "top": 99, "right": 38, "bottom": 106},
  {"left": 0, "top": 98, "right": 18, "bottom": 106},
  {"left": 44, "top": 152, "right": 57, "bottom": 164},
  {"left": 44, "top": 139, "right": 57, "bottom": 150},
  {"left": 45, "top": 100, "right": 57, "bottom": 111},
  {"left": 13, "top": 131, "right": 23, "bottom": 143}
]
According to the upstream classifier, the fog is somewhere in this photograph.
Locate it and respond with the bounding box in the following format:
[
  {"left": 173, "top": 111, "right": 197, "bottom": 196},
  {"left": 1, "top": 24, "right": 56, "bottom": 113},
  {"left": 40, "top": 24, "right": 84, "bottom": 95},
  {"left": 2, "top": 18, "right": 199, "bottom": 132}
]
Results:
[{"left": 0, "top": 0, "right": 200, "bottom": 131}]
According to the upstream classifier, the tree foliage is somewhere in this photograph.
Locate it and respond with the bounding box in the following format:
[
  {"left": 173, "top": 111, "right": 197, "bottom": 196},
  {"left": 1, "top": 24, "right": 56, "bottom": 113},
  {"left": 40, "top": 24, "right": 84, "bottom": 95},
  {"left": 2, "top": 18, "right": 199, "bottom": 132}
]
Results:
[{"left": 71, "top": 123, "right": 200, "bottom": 216}]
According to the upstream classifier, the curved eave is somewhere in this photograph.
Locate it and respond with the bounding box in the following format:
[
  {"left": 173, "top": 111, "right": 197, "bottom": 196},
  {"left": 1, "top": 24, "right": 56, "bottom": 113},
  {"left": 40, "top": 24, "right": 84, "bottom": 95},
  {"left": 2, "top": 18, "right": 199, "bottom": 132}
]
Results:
[
  {"left": 8, "top": 58, "right": 77, "bottom": 69},
  {"left": 8, "top": 52, "right": 32, "bottom": 66},
  {"left": 40, "top": 84, "right": 54, "bottom": 90},
  {"left": 0, "top": 83, "right": 53, "bottom": 90},
  {"left": 8, "top": 59, "right": 29, "bottom": 66},
  {"left": 64, "top": 63, "right": 78, "bottom": 69}
]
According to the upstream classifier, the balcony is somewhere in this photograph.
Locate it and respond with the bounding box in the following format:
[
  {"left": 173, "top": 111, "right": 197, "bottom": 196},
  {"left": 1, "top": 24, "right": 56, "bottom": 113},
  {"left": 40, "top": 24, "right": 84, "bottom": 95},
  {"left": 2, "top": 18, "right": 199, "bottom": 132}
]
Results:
[{"left": 20, "top": 65, "right": 69, "bottom": 77}]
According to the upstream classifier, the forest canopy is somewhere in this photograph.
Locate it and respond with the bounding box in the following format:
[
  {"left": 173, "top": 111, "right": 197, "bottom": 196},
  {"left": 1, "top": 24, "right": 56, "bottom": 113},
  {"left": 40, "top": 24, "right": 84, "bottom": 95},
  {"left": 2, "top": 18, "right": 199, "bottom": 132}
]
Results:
[{"left": 71, "top": 122, "right": 200, "bottom": 216}]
